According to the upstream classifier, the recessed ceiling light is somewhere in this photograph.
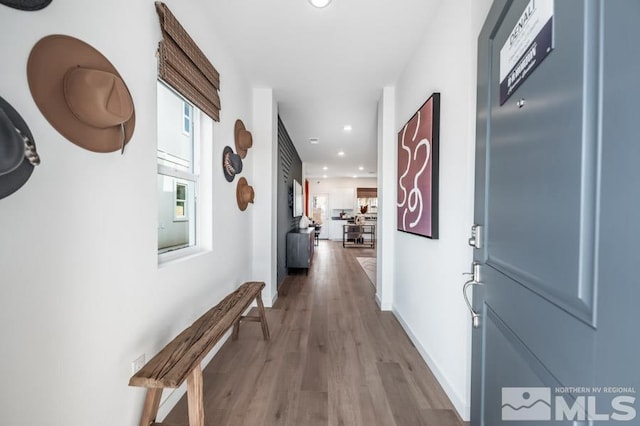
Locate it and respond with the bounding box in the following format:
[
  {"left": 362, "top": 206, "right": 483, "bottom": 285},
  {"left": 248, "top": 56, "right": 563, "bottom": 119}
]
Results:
[
  {"left": 337, "top": 151, "right": 345, "bottom": 156},
  {"left": 309, "top": 137, "right": 319, "bottom": 144},
  {"left": 358, "top": 166, "right": 364, "bottom": 171},
  {"left": 309, "top": 0, "right": 332, "bottom": 8},
  {"left": 322, "top": 166, "right": 328, "bottom": 170},
  {"left": 343, "top": 125, "right": 352, "bottom": 132}
]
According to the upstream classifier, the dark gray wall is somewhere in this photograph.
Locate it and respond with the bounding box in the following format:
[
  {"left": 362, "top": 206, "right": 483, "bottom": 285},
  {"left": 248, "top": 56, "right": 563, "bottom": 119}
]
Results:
[{"left": 277, "top": 116, "right": 302, "bottom": 287}]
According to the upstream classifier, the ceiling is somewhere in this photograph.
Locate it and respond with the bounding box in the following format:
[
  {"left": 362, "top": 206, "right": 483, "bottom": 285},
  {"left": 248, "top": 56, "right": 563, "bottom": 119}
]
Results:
[{"left": 206, "top": 0, "right": 442, "bottom": 178}]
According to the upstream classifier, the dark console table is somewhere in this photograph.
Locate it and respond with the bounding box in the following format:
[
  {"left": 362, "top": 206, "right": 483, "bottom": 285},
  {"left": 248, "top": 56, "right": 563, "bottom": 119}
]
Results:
[{"left": 286, "top": 227, "right": 315, "bottom": 274}]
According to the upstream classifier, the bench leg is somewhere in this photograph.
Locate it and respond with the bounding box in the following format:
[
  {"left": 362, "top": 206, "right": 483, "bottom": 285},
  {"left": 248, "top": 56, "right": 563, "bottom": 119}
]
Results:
[
  {"left": 256, "top": 292, "right": 270, "bottom": 340},
  {"left": 139, "top": 388, "right": 162, "bottom": 426},
  {"left": 187, "top": 365, "right": 205, "bottom": 426}
]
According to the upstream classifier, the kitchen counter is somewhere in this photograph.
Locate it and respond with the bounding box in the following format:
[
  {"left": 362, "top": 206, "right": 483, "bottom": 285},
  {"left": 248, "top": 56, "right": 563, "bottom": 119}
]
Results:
[{"left": 346, "top": 215, "right": 376, "bottom": 221}]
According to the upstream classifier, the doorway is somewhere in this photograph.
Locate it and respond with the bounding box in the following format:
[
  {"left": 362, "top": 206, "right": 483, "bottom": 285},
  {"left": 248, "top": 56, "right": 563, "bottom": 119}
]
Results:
[{"left": 311, "top": 193, "right": 330, "bottom": 239}]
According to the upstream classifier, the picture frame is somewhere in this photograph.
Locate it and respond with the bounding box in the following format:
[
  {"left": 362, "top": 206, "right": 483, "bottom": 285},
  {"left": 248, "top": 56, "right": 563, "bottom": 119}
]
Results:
[{"left": 396, "top": 92, "right": 440, "bottom": 239}]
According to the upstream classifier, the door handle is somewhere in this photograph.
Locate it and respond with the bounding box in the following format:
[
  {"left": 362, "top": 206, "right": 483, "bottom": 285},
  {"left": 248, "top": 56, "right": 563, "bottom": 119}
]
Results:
[{"left": 463, "top": 262, "right": 483, "bottom": 328}]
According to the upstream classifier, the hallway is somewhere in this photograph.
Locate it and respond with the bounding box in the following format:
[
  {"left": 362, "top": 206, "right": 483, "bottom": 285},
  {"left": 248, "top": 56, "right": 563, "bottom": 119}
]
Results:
[{"left": 164, "top": 242, "right": 463, "bottom": 425}]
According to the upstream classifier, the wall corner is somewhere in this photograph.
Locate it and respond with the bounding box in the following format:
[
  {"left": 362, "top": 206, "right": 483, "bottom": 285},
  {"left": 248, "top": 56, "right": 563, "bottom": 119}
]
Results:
[
  {"left": 251, "top": 88, "right": 278, "bottom": 306},
  {"left": 376, "top": 85, "right": 396, "bottom": 311}
]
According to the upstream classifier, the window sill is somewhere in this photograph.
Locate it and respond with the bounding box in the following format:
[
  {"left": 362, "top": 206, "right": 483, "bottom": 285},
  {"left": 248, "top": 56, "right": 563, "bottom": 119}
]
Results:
[{"left": 158, "top": 246, "right": 209, "bottom": 268}]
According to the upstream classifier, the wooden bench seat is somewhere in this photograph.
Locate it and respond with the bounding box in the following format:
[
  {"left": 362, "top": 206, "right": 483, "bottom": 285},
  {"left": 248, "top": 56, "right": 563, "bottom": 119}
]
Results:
[{"left": 129, "top": 281, "right": 270, "bottom": 426}]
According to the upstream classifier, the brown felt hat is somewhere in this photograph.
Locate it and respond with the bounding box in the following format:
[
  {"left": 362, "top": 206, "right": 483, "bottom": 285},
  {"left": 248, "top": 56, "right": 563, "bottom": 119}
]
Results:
[
  {"left": 236, "top": 177, "right": 254, "bottom": 211},
  {"left": 27, "top": 35, "right": 135, "bottom": 153},
  {"left": 234, "top": 119, "right": 252, "bottom": 159}
]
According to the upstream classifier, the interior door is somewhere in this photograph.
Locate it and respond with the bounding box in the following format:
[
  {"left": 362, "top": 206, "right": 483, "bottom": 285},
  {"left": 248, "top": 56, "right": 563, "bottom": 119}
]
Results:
[{"left": 470, "top": 1, "right": 640, "bottom": 424}]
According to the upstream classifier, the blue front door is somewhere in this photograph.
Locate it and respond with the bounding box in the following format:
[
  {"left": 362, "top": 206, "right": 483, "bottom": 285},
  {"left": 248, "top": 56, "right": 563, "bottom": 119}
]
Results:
[{"left": 471, "top": 1, "right": 640, "bottom": 424}]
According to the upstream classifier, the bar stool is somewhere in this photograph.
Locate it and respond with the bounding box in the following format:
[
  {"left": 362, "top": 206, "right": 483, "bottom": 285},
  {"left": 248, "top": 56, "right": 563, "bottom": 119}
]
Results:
[{"left": 314, "top": 225, "right": 321, "bottom": 246}]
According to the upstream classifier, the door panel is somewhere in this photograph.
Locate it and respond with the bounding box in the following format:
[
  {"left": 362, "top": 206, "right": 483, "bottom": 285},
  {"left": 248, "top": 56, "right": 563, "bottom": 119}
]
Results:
[
  {"left": 483, "top": 308, "right": 571, "bottom": 426},
  {"left": 471, "top": 0, "right": 640, "bottom": 424},
  {"left": 487, "top": 0, "right": 596, "bottom": 324},
  {"left": 483, "top": 0, "right": 597, "bottom": 383}
]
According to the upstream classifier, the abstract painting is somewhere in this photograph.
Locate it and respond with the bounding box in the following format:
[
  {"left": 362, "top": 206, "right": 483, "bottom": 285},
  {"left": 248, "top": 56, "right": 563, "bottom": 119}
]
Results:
[{"left": 397, "top": 92, "right": 440, "bottom": 239}]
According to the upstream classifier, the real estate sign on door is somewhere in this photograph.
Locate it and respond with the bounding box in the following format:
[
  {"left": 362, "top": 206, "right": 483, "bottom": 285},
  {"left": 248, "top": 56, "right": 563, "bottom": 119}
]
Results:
[{"left": 499, "top": 0, "right": 554, "bottom": 105}]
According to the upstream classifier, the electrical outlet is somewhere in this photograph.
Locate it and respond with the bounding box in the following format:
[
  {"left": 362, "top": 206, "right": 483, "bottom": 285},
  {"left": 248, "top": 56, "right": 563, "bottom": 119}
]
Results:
[{"left": 131, "top": 354, "right": 146, "bottom": 374}]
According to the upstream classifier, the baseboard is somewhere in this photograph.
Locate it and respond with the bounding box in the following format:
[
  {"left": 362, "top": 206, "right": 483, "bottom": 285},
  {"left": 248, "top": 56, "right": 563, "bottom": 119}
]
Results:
[
  {"left": 392, "top": 307, "right": 470, "bottom": 421},
  {"left": 375, "top": 293, "right": 392, "bottom": 311},
  {"left": 156, "top": 329, "right": 232, "bottom": 421}
]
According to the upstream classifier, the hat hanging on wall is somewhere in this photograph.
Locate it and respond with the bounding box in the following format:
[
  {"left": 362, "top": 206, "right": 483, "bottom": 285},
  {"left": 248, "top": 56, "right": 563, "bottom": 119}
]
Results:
[
  {"left": 234, "top": 119, "right": 253, "bottom": 159},
  {"left": 0, "top": 96, "right": 41, "bottom": 200},
  {"left": 27, "top": 34, "right": 135, "bottom": 154},
  {"left": 0, "top": 0, "right": 52, "bottom": 11},
  {"left": 222, "top": 145, "right": 243, "bottom": 182},
  {"left": 236, "top": 177, "right": 254, "bottom": 211}
]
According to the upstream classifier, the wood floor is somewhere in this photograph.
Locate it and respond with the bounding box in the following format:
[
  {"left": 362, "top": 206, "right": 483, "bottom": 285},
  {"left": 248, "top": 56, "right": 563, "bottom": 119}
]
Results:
[{"left": 164, "top": 241, "right": 464, "bottom": 426}]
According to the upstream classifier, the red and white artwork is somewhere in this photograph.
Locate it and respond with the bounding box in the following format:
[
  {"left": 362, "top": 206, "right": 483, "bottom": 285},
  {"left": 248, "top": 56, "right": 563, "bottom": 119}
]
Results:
[{"left": 397, "top": 93, "right": 439, "bottom": 239}]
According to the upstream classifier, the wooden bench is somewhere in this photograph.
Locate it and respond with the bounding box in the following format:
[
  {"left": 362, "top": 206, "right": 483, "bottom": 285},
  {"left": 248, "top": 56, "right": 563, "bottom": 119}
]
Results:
[{"left": 129, "top": 281, "right": 270, "bottom": 426}]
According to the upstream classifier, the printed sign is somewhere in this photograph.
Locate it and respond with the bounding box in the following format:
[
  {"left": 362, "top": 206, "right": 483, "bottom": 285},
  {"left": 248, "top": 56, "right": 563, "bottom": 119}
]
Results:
[{"left": 499, "top": 0, "right": 554, "bottom": 105}]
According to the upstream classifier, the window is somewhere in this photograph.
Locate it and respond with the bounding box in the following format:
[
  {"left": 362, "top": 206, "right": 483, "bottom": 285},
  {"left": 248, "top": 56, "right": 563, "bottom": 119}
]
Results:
[
  {"left": 182, "top": 102, "right": 192, "bottom": 136},
  {"left": 174, "top": 182, "right": 187, "bottom": 220},
  {"left": 157, "top": 81, "right": 199, "bottom": 256}
]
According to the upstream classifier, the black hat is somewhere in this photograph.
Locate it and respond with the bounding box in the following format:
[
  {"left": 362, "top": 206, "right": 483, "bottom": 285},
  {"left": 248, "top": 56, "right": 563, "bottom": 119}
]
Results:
[
  {"left": 0, "top": 97, "right": 40, "bottom": 200},
  {"left": 222, "top": 146, "right": 243, "bottom": 182},
  {"left": 0, "top": 0, "right": 52, "bottom": 11}
]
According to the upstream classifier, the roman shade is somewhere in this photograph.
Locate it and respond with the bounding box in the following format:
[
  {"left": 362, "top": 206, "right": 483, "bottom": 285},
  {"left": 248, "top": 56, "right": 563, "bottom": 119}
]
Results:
[
  {"left": 357, "top": 187, "right": 378, "bottom": 198},
  {"left": 155, "top": 2, "right": 220, "bottom": 121}
]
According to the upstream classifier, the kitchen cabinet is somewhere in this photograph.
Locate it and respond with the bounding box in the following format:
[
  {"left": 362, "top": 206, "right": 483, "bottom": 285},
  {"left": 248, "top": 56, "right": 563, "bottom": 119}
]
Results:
[
  {"left": 330, "top": 219, "right": 347, "bottom": 240},
  {"left": 329, "top": 188, "right": 355, "bottom": 210}
]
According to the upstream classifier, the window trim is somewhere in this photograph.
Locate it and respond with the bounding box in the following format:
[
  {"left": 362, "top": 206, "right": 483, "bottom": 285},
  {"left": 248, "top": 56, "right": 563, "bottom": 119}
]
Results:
[
  {"left": 158, "top": 245, "right": 207, "bottom": 266},
  {"left": 158, "top": 164, "right": 198, "bottom": 182}
]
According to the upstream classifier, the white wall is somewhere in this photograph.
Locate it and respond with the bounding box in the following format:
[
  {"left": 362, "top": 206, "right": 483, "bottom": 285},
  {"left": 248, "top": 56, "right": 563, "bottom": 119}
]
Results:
[
  {"left": 251, "top": 88, "right": 278, "bottom": 306},
  {"left": 388, "top": 0, "right": 492, "bottom": 420},
  {"left": 308, "top": 177, "right": 377, "bottom": 216},
  {"left": 377, "top": 86, "right": 396, "bottom": 310},
  {"left": 0, "top": 1, "right": 257, "bottom": 425},
  {"left": 308, "top": 177, "right": 377, "bottom": 196},
  {"left": 308, "top": 177, "right": 377, "bottom": 190}
]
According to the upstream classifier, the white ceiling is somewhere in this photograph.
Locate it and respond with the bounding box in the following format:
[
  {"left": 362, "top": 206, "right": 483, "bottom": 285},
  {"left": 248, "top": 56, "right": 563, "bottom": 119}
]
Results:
[{"left": 207, "top": 0, "right": 442, "bottom": 178}]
